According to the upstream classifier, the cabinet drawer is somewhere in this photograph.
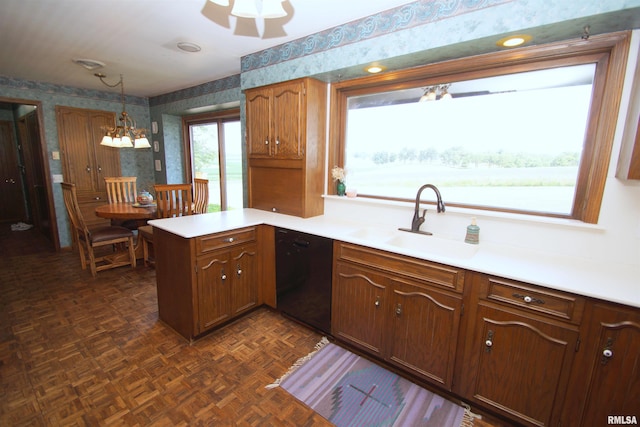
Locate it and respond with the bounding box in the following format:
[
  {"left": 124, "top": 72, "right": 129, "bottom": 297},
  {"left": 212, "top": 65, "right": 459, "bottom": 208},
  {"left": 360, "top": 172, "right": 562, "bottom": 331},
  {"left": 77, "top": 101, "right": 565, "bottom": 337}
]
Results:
[
  {"left": 196, "top": 227, "right": 256, "bottom": 255},
  {"left": 336, "top": 242, "right": 465, "bottom": 293},
  {"left": 484, "top": 276, "right": 585, "bottom": 323}
]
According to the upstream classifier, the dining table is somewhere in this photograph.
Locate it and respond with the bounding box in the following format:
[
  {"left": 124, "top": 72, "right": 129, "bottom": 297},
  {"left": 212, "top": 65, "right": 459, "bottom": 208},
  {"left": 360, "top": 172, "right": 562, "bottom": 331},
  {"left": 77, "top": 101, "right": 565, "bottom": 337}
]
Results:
[{"left": 95, "top": 202, "right": 157, "bottom": 259}]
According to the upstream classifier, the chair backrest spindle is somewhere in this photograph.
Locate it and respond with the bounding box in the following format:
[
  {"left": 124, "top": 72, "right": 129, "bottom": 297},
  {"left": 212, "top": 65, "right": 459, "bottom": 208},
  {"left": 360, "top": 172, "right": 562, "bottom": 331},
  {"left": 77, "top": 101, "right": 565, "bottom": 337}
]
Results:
[
  {"left": 105, "top": 177, "right": 138, "bottom": 203},
  {"left": 154, "top": 184, "right": 194, "bottom": 218}
]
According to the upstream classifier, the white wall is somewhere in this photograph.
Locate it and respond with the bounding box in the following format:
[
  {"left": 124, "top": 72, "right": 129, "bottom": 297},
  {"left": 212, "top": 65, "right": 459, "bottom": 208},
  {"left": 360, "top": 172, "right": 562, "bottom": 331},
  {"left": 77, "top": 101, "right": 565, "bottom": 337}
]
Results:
[{"left": 323, "top": 31, "right": 640, "bottom": 270}]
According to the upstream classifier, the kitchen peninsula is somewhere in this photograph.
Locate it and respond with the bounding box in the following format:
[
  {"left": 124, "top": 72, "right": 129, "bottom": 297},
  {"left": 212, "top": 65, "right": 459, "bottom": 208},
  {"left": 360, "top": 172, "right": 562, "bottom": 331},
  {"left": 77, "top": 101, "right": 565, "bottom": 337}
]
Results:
[{"left": 149, "top": 207, "right": 639, "bottom": 427}]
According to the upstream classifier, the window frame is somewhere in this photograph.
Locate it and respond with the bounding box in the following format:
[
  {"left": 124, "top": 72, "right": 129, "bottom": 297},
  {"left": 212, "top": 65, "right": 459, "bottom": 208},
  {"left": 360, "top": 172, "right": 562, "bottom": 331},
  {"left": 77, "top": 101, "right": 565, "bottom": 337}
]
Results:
[{"left": 328, "top": 32, "right": 631, "bottom": 223}]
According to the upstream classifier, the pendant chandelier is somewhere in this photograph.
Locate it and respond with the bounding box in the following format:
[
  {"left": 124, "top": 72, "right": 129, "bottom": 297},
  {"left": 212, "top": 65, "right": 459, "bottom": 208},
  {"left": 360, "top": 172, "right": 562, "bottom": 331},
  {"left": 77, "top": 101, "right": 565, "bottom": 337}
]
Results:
[{"left": 95, "top": 73, "right": 150, "bottom": 149}]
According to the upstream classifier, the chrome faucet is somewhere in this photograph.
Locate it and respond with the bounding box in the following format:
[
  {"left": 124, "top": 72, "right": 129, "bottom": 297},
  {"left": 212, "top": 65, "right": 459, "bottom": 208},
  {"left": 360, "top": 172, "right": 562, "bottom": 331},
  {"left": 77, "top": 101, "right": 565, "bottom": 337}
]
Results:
[{"left": 399, "top": 184, "right": 445, "bottom": 235}]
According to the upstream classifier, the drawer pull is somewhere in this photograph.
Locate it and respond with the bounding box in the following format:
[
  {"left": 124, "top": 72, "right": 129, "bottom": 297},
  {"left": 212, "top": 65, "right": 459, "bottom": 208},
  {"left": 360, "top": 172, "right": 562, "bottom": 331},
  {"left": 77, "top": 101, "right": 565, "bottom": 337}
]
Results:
[
  {"left": 603, "top": 349, "right": 613, "bottom": 358},
  {"left": 395, "top": 304, "right": 402, "bottom": 316},
  {"left": 224, "top": 237, "right": 235, "bottom": 243},
  {"left": 264, "top": 139, "right": 269, "bottom": 145},
  {"left": 374, "top": 297, "right": 380, "bottom": 307},
  {"left": 513, "top": 293, "right": 545, "bottom": 305}
]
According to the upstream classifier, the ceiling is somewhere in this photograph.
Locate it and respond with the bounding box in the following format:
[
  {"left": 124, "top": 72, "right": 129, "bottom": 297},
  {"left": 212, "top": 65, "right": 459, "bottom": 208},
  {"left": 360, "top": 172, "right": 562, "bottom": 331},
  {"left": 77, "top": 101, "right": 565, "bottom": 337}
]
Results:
[{"left": 0, "top": 0, "right": 417, "bottom": 98}]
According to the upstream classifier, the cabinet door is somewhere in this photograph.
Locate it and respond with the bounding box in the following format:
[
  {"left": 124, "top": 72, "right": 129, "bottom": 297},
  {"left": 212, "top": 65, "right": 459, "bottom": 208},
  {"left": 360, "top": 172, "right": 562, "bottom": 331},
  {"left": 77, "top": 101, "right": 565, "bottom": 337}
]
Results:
[
  {"left": 58, "top": 107, "right": 96, "bottom": 193},
  {"left": 577, "top": 304, "right": 640, "bottom": 426},
  {"left": 461, "top": 304, "right": 579, "bottom": 426},
  {"left": 246, "top": 88, "right": 272, "bottom": 158},
  {"left": 230, "top": 244, "right": 258, "bottom": 316},
  {"left": 248, "top": 166, "right": 303, "bottom": 216},
  {"left": 272, "top": 81, "right": 304, "bottom": 159},
  {"left": 332, "top": 261, "right": 388, "bottom": 357},
  {"left": 388, "top": 280, "right": 462, "bottom": 390},
  {"left": 197, "top": 251, "right": 231, "bottom": 333},
  {"left": 90, "top": 112, "right": 121, "bottom": 192}
]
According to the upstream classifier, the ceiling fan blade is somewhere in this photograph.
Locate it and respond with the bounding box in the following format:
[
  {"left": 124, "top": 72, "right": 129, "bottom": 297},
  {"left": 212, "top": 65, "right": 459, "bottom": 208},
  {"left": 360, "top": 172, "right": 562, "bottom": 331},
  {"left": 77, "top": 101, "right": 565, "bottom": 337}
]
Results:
[
  {"left": 262, "top": 0, "right": 293, "bottom": 39},
  {"left": 201, "top": 0, "right": 232, "bottom": 29},
  {"left": 234, "top": 17, "right": 260, "bottom": 37}
]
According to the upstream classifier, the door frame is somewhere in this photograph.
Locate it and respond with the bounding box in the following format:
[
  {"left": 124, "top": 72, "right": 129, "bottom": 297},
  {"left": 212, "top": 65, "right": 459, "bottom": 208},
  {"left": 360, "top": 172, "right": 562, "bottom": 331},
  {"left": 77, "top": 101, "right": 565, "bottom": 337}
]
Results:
[{"left": 0, "top": 97, "right": 59, "bottom": 250}]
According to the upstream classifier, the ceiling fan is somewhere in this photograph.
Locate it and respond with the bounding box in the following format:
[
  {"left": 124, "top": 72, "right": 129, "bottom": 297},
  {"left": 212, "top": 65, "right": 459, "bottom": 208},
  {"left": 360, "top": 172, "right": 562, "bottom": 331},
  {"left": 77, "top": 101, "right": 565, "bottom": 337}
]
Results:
[{"left": 201, "top": 0, "right": 294, "bottom": 39}]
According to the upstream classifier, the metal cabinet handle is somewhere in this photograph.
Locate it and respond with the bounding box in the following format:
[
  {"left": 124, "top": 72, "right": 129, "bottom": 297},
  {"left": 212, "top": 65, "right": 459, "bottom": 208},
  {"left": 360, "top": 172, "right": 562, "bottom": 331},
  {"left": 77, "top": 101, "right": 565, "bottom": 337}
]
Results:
[
  {"left": 224, "top": 237, "right": 234, "bottom": 243},
  {"left": 272, "top": 207, "right": 277, "bottom": 212},
  {"left": 264, "top": 140, "right": 269, "bottom": 145},
  {"left": 603, "top": 349, "right": 613, "bottom": 358},
  {"left": 221, "top": 270, "right": 227, "bottom": 280},
  {"left": 86, "top": 165, "right": 91, "bottom": 172},
  {"left": 374, "top": 297, "right": 380, "bottom": 307},
  {"left": 237, "top": 264, "right": 242, "bottom": 276},
  {"left": 395, "top": 304, "right": 402, "bottom": 316},
  {"left": 275, "top": 138, "right": 280, "bottom": 145}
]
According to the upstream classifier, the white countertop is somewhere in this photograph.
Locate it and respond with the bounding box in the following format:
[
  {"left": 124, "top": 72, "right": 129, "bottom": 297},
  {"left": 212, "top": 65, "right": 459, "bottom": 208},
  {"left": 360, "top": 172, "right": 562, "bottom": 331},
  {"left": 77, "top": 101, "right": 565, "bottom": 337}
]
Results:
[{"left": 149, "top": 209, "right": 640, "bottom": 309}]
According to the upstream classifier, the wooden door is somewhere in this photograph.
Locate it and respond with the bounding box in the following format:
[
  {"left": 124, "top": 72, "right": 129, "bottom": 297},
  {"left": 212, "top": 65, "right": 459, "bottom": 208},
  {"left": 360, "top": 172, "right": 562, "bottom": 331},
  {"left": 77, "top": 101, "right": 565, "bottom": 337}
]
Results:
[
  {"left": 460, "top": 303, "right": 579, "bottom": 426},
  {"left": 0, "top": 120, "right": 26, "bottom": 221},
  {"left": 197, "top": 250, "right": 231, "bottom": 333},
  {"left": 332, "top": 261, "right": 388, "bottom": 357},
  {"left": 388, "top": 279, "right": 462, "bottom": 390},
  {"left": 272, "top": 81, "right": 304, "bottom": 159},
  {"left": 230, "top": 244, "right": 258, "bottom": 316},
  {"left": 577, "top": 303, "right": 640, "bottom": 426},
  {"left": 246, "top": 88, "right": 272, "bottom": 158}
]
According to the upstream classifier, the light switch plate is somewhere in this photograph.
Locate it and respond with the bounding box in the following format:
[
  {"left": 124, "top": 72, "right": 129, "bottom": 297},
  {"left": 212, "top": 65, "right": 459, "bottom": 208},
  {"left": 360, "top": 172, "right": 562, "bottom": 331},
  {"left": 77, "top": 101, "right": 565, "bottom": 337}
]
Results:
[
  {"left": 52, "top": 151, "right": 60, "bottom": 160},
  {"left": 155, "top": 159, "right": 162, "bottom": 171},
  {"left": 152, "top": 121, "right": 158, "bottom": 134},
  {"left": 52, "top": 174, "right": 63, "bottom": 183},
  {"left": 153, "top": 141, "right": 159, "bottom": 152}
]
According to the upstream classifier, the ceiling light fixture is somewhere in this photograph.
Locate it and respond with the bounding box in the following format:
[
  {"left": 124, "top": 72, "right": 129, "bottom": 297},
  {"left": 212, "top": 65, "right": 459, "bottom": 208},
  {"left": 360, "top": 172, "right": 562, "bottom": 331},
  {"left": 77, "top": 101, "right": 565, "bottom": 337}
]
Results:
[
  {"left": 72, "top": 58, "right": 106, "bottom": 71},
  {"left": 496, "top": 34, "right": 532, "bottom": 48},
  {"left": 95, "top": 73, "right": 150, "bottom": 149},
  {"left": 365, "top": 65, "right": 386, "bottom": 74},
  {"left": 419, "top": 84, "right": 452, "bottom": 102}
]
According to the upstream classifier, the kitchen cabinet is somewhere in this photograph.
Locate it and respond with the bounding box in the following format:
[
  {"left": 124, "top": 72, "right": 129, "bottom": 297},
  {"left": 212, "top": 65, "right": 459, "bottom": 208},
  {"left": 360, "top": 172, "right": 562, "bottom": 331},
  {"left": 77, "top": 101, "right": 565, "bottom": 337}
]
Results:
[
  {"left": 457, "top": 273, "right": 584, "bottom": 427},
  {"left": 332, "top": 242, "right": 465, "bottom": 390},
  {"left": 561, "top": 301, "right": 640, "bottom": 426},
  {"left": 154, "top": 226, "right": 259, "bottom": 341},
  {"left": 56, "top": 106, "right": 120, "bottom": 227},
  {"left": 246, "top": 78, "right": 326, "bottom": 218}
]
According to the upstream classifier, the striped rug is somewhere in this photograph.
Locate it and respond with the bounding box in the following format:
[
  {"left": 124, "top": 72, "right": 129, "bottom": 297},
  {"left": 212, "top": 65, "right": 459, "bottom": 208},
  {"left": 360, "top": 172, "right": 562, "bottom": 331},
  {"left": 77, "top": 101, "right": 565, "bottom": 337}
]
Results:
[{"left": 268, "top": 338, "right": 473, "bottom": 427}]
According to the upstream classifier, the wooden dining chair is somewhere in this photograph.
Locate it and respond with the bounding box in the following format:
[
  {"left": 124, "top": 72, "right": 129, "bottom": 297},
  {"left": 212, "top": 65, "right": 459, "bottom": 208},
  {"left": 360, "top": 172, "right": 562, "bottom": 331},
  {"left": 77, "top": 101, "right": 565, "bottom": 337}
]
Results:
[
  {"left": 61, "top": 182, "right": 136, "bottom": 277},
  {"left": 105, "top": 177, "right": 137, "bottom": 203},
  {"left": 139, "top": 183, "right": 194, "bottom": 267},
  {"left": 193, "top": 178, "right": 209, "bottom": 214},
  {"left": 104, "top": 176, "right": 141, "bottom": 229}
]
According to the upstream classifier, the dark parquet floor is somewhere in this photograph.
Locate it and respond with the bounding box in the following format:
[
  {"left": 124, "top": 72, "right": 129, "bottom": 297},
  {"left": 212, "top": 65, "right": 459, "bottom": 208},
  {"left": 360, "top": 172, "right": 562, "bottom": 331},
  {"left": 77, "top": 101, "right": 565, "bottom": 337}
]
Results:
[{"left": 0, "top": 223, "right": 505, "bottom": 427}]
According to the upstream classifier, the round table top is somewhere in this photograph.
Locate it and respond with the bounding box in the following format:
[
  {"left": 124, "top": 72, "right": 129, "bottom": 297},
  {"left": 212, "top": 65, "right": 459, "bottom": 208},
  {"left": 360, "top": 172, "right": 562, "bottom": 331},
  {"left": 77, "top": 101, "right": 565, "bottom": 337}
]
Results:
[{"left": 95, "top": 203, "right": 157, "bottom": 220}]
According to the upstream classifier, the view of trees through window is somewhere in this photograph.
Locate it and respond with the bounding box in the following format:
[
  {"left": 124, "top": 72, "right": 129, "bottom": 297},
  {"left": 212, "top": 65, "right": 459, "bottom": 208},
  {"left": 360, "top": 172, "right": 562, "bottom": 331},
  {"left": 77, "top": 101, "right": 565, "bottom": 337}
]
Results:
[
  {"left": 344, "top": 64, "right": 595, "bottom": 215},
  {"left": 190, "top": 120, "right": 243, "bottom": 211}
]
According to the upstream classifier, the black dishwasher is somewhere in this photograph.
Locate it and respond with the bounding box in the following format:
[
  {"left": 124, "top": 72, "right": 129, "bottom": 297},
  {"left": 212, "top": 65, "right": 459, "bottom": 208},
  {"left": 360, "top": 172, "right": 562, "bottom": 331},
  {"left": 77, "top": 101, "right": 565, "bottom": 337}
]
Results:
[{"left": 275, "top": 228, "right": 333, "bottom": 334}]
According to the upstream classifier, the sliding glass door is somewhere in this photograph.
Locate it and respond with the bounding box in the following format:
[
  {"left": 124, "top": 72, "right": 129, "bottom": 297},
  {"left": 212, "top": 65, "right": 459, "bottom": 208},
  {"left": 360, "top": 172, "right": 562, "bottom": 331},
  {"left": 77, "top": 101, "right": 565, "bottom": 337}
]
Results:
[{"left": 184, "top": 110, "right": 243, "bottom": 212}]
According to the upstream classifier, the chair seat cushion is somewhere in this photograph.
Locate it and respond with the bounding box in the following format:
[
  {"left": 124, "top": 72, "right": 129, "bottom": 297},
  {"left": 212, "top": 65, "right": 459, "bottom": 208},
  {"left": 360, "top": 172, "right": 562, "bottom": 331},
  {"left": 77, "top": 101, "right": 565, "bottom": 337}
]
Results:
[
  {"left": 89, "top": 226, "right": 133, "bottom": 243},
  {"left": 138, "top": 225, "right": 154, "bottom": 240}
]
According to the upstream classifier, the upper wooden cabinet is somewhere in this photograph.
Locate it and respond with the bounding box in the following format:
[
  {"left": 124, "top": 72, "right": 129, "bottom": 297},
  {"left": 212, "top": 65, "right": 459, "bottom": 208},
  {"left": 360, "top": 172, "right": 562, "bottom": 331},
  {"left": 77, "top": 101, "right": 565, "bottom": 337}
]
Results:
[
  {"left": 56, "top": 106, "right": 120, "bottom": 227},
  {"left": 246, "top": 78, "right": 327, "bottom": 218}
]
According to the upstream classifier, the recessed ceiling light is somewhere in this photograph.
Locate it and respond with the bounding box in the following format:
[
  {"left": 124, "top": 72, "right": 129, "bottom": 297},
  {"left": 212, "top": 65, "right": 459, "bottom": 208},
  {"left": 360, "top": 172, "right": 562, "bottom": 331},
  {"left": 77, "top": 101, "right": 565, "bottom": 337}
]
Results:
[
  {"left": 72, "top": 58, "right": 106, "bottom": 70},
  {"left": 365, "top": 65, "right": 386, "bottom": 74},
  {"left": 497, "top": 34, "right": 532, "bottom": 48},
  {"left": 177, "top": 42, "right": 202, "bottom": 53}
]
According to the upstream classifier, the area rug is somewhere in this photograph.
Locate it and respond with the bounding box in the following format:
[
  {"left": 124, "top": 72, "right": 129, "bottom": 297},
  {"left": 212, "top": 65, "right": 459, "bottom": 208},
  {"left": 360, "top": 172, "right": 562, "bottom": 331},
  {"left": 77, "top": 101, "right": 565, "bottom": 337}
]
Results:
[{"left": 268, "top": 338, "right": 474, "bottom": 427}]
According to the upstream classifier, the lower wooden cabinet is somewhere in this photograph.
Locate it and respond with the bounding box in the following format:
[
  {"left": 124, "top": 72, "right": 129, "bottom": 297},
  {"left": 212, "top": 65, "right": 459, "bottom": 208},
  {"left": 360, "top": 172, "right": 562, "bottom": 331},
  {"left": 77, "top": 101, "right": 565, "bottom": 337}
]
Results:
[
  {"left": 561, "top": 302, "right": 640, "bottom": 427},
  {"left": 332, "top": 242, "right": 464, "bottom": 390},
  {"left": 457, "top": 273, "right": 583, "bottom": 426},
  {"left": 197, "top": 243, "right": 258, "bottom": 332},
  {"left": 155, "top": 226, "right": 259, "bottom": 341}
]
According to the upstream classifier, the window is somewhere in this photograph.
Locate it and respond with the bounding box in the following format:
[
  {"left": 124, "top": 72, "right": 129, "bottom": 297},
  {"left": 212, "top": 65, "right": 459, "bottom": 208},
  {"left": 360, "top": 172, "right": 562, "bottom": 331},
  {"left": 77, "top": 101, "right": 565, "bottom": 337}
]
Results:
[
  {"left": 329, "top": 32, "right": 631, "bottom": 223},
  {"left": 183, "top": 110, "right": 243, "bottom": 211}
]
